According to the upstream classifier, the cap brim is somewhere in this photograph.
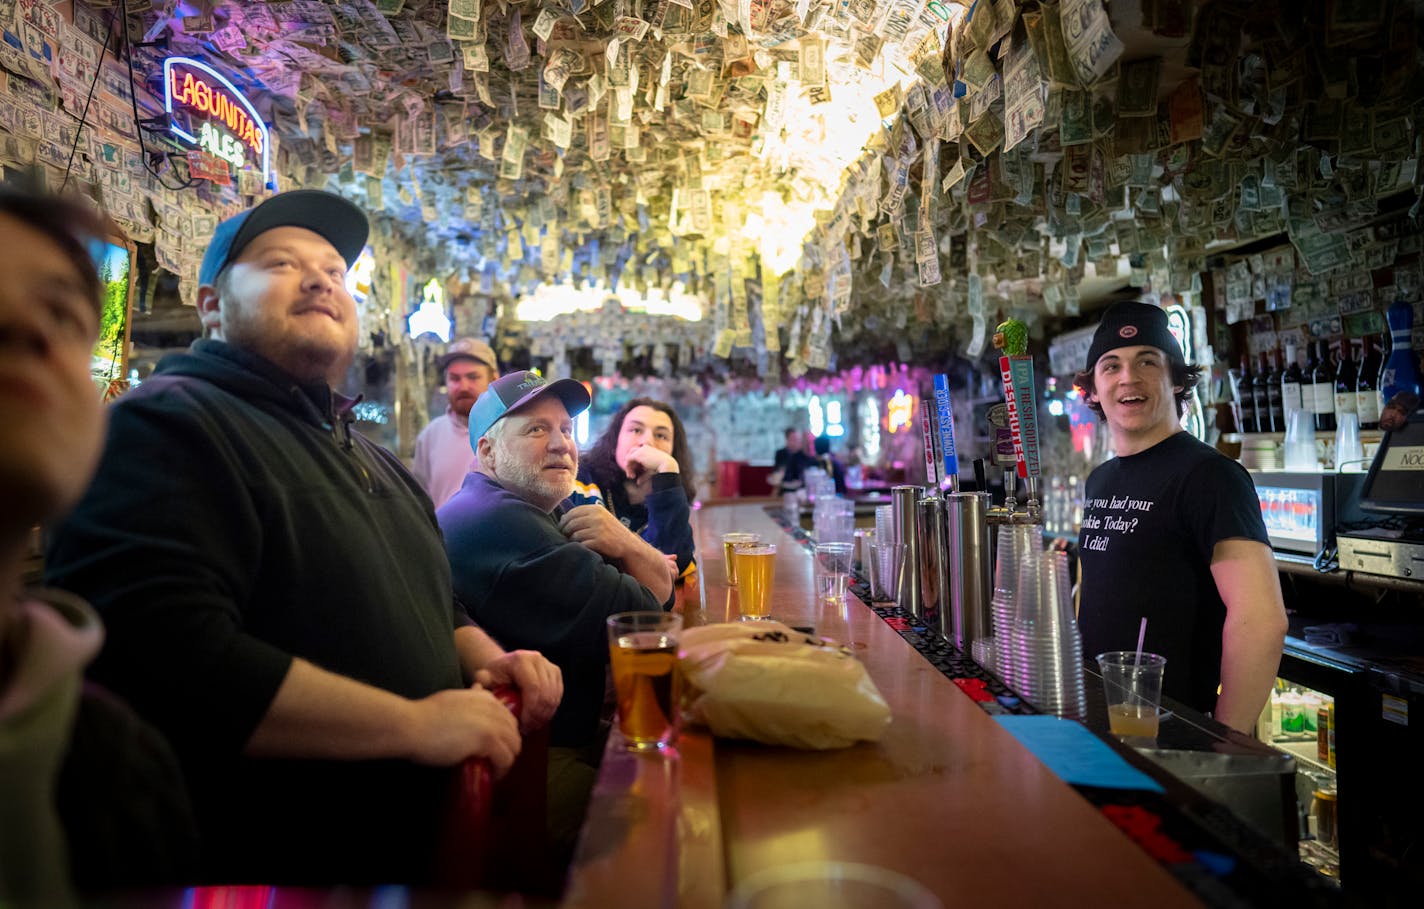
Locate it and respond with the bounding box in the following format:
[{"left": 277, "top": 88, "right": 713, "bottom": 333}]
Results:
[{"left": 230, "top": 190, "right": 369, "bottom": 270}]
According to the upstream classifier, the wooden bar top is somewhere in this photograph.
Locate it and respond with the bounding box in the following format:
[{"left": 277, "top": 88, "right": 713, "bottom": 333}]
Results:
[{"left": 565, "top": 503, "right": 1203, "bottom": 908}]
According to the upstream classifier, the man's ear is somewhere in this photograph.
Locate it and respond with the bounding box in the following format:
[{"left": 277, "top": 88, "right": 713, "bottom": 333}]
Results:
[
  {"left": 476, "top": 435, "right": 494, "bottom": 468},
  {"left": 196, "top": 285, "right": 223, "bottom": 337}
]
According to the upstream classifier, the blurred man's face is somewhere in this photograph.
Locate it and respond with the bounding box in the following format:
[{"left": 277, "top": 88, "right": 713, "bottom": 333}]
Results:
[
  {"left": 201, "top": 226, "right": 357, "bottom": 385},
  {"left": 445, "top": 359, "right": 494, "bottom": 417},
  {"left": 0, "top": 212, "right": 105, "bottom": 529}
]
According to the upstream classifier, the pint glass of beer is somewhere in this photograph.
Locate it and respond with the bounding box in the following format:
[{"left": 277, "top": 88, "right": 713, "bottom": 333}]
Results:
[
  {"left": 722, "top": 532, "right": 761, "bottom": 586},
  {"left": 607, "top": 612, "right": 683, "bottom": 751},
  {"left": 735, "top": 543, "right": 777, "bottom": 621}
]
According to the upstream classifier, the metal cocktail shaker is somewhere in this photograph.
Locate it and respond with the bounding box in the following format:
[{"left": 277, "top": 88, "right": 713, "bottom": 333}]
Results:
[
  {"left": 946, "top": 491, "right": 992, "bottom": 652},
  {"left": 918, "top": 495, "right": 950, "bottom": 633},
  {"left": 891, "top": 485, "right": 923, "bottom": 617}
]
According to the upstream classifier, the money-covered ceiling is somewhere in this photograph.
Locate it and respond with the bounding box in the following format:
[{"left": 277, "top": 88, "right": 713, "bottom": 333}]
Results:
[{"left": 4, "top": 0, "right": 1421, "bottom": 377}]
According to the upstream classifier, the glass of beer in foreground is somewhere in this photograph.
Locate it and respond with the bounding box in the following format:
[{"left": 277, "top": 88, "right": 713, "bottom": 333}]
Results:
[
  {"left": 722, "top": 532, "right": 761, "bottom": 586},
  {"left": 735, "top": 543, "right": 777, "bottom": 621},
  {"left": 608, "top": 612, "right": 683, "bottom": 751}
]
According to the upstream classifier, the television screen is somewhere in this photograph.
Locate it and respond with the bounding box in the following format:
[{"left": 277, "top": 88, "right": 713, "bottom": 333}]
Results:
[
  {"left": 93, "top": 237, "right": 134, "bottom": 399},
  {"left": 1361, "top": 414, "right": 1424, "bottom": 515}
]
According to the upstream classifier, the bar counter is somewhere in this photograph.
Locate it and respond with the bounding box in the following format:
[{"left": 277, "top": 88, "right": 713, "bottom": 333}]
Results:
[{"left": 564, "top": 502, "right": 1204, "bottom": 908}]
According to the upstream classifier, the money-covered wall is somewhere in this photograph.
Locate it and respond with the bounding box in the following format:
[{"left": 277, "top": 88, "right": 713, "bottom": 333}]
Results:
[{"left": 1, "top": 0, "right": 1419, "bottom": 384}]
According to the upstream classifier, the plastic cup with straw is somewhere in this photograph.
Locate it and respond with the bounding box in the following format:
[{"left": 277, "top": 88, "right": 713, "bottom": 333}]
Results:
[{"left": 1096, "top": 617, "right": 1166, "bottom": 745}]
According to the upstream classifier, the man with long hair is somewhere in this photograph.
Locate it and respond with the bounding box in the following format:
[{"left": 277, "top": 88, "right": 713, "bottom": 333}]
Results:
[{"left": 570, "top": 397, "right": 696, "bottom": 578}]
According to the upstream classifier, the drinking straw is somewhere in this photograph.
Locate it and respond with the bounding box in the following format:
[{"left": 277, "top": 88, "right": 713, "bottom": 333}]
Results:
[{"left": 1134, "top": 617, "right": 1148, "bottom": 667}]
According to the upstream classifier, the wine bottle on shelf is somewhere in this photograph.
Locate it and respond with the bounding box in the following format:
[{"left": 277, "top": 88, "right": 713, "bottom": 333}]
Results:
[
  {"left": 1334, "top": 339, "right": 1358, "bottom": 425},
  {"left": 1382, "top": 300, "right": 1423, "bottom": 402},
  {"left": 1266, "top": 349, "right": 1285, "bottom": 433},
  {"left": 1282, "top": 342, "right": 1304, "bottom": 424},
  {"left": 1300, "top": 341, "right": 1319, "bottom": 424},
  {"left": 1311, "top": 339, "right": 1336, "bottom": 433},
  {"left": 1356, "top": 334, "right": 1382, "bottom": 430},
  {"left": 1255, "top": 351, "right": 1277, "bottom": 433},
  {"left": 1237, "top": 355, "right": 1257, "bottom": 433}
]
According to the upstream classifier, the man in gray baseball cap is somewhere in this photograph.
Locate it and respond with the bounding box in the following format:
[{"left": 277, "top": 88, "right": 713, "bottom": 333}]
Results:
[
  {"left": 438, "top": 368, "right": 672, "bottom": 865},
  {"left": 413, "top": 337, "right": 501, "bottom": 508},
  {"left": 47, "top": 191, "right": 562, "bottom": 884}
]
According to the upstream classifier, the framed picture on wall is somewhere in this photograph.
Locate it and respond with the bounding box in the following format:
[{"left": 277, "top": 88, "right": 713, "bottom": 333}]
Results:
[{"left": 93, "top": 232, "right": 135, "bottom": 401}]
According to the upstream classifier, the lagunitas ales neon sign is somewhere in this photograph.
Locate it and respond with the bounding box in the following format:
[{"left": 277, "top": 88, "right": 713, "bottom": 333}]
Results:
[{"left": 163, "top": 57, "right": 269, "bottom": 184}]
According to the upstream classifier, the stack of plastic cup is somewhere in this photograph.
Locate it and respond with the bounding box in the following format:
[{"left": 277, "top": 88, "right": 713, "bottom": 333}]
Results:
[
  {"left": 875, "top": 505, "right": 895, "bottom": 548},
  {"left": 1006, "top": 550, "right": 1086, "bottom": 720},
  {"left": 875, "top": 541, "right": 905, "bottom": 602},
  {"left": 813, "top": 496, "right": 855, "bottom": 544},
  {"left": 988, "top": 525, "right": 1034, "bottom": 681}
]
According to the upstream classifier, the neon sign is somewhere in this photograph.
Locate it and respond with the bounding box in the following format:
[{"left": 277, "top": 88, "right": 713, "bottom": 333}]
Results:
[
  {"left": 887, "top": 389, "right": 914, "bottom": 434},
  {"left": 163, "top": 57, "right": 269, "bottom": 184}
]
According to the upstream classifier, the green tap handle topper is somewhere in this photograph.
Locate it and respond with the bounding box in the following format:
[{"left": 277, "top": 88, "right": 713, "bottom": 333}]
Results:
[{"left": 993, "top": 318, "right": 1028, "bottom": 356}]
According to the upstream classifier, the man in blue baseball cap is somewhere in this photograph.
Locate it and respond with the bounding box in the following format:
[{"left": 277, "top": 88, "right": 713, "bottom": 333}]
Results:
[
  {"left": 1072, "top": 301, "right": 1285, "bottom": 734},
  {"left": 438, "top": 369, "right": 672, "bottom": 866},
  {"left": 46, "top": 190, "right": 562, "bottom": 885}
]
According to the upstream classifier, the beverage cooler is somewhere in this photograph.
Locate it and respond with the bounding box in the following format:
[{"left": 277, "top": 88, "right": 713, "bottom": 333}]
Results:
[
  {"left": 1268, "top": 637, "right": 1424, "bottom": 900},
  {"left": 1253, "top": 417, "right": 1424, "bottom": 901}
]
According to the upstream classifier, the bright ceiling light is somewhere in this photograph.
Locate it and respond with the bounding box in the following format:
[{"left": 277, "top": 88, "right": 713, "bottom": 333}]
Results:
[{"left": 515, "top": 281, "right": 705, "bottom": 322}]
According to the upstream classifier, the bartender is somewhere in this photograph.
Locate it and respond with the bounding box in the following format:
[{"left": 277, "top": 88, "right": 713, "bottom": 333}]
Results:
[{"left": 1072, "top": 302, "right": 1287, "bottom": 733}]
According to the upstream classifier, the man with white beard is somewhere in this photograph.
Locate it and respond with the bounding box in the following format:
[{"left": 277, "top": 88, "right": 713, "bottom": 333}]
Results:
[{"left": 437, "top": 369, "right": 671, "bottom": 861}]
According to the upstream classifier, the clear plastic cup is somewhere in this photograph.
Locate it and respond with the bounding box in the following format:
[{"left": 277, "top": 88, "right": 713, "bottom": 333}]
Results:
[
  {"left": 1335, "top": 413, "right": 1364, "bottom": 472},
  {"left": 814, "top": 542, "right": 854, "bottom": 604},
  {"left": 1096, "top": 651, "right": 1167, "bottom": 746}
]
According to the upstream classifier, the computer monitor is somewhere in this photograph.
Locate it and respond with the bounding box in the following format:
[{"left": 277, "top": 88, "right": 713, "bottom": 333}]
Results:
[
  {"left": 93, "top": 234, "right": 135, "bottom": 400},
  {"left": 1360, "top": 412, "right": 1424, "bottom": 515}
]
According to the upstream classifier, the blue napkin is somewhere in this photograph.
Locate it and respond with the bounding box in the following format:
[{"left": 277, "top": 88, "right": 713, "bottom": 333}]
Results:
[{"left": 995, "top": 715, "right": 1164, "bottom": 793}]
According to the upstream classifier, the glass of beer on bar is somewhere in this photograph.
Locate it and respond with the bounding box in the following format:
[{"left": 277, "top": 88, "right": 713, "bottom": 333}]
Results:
[
  {"left": 735, "top": 543, "right": 777, "bottom": 621},
  {"left": 607, "top": 612, "right": 683, "bottom": 751},
  {"left": 722, "top": 532, "right": 761, "bottom": 586}
]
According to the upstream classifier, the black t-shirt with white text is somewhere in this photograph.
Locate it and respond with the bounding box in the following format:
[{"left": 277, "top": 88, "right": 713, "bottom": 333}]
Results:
[{"left": 1078, "top": 431, "right": 1269, "bottom": 714}]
